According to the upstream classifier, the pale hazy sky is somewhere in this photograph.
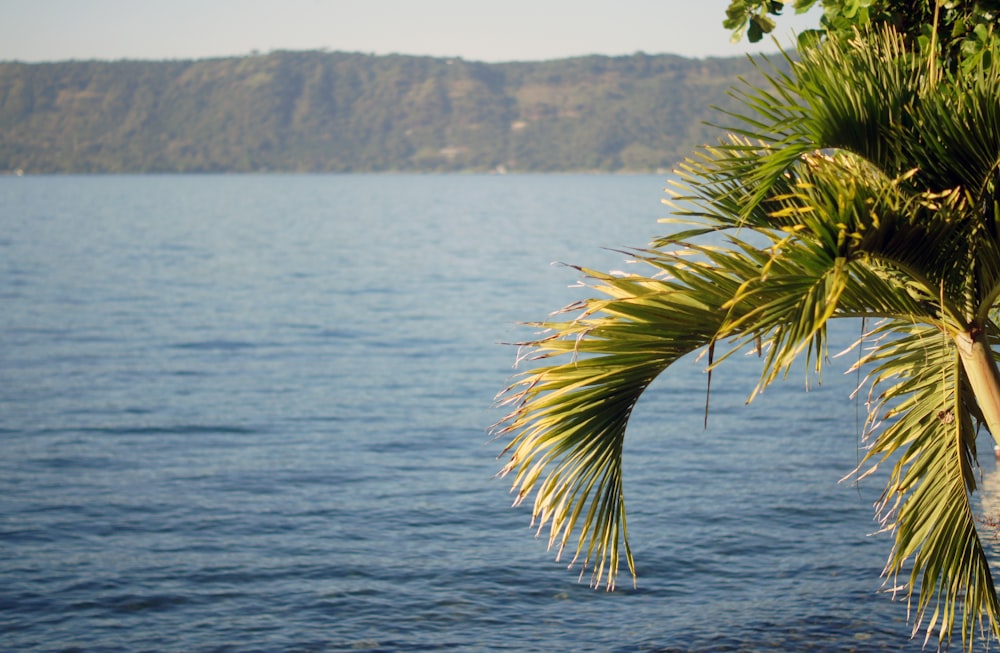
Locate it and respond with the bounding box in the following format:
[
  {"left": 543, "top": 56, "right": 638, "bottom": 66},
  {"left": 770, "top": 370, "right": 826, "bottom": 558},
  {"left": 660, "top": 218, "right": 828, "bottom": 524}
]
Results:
[{"left": 2, "top": 0, "right": 822, "bottom": 63}]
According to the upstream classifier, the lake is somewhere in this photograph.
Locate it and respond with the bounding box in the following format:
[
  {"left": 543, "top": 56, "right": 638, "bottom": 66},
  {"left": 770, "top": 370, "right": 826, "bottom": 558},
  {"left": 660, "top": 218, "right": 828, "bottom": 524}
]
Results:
[{"left": 3, "top": 174, "right": 999, "bottom": 651}]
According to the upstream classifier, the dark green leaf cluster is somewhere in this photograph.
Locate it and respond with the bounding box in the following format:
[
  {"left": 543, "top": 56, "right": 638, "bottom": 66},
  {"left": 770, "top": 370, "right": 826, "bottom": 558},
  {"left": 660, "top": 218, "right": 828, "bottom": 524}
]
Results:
[
  {"left": 0, "top": 51, "right": 770, "bottom": 174},
  {"left": 726, "top": 0, "right": 1000, "bottom": 67}
]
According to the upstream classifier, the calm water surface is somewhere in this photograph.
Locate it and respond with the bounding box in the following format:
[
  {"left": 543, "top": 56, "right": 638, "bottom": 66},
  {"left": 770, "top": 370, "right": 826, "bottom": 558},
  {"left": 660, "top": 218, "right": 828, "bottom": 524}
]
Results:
[{"left": 3, "top": 174, "right": 1000, "bottom": 652}]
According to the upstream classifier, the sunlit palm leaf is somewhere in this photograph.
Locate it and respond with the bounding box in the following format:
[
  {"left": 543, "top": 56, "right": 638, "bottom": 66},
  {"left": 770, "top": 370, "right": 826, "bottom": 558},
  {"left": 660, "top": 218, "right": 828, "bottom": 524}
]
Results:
[
  {"left": 856, "top": 322, "right": 998, "bottom": 648},
  {"left": 495, "top": 258, "right": 747, "bottom": 589}
]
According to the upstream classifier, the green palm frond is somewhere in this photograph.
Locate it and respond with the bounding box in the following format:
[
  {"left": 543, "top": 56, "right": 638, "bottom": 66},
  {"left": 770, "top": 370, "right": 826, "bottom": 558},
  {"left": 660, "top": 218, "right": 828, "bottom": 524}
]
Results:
[
  {"left": 857, "top": 322, "right": 999, "bottom": 648},
  {"left": 495, "top": 24, "right": 1000, "bottom": 650},
  {"left": 494, "top": 256, "right": 744, "bottom": 589},
  {"left": 496, "top": 229, "right": 887, "bottom": 588}
]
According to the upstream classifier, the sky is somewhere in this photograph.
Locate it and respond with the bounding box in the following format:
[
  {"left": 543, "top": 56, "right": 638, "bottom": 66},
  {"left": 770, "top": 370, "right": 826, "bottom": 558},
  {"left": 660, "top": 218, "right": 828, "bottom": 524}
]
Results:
[{"left": 2, "top": 0, "right": 824, "bottom": 63}]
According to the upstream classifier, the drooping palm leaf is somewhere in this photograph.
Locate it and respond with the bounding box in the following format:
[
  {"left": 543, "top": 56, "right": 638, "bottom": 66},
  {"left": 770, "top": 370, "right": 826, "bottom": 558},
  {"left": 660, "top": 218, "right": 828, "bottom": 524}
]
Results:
[
  {"left": 855, "top": 321, "right": 997, "bottom": 649},
  {"left": 494, "top": 256, "right": 746, "bottom": 589}
]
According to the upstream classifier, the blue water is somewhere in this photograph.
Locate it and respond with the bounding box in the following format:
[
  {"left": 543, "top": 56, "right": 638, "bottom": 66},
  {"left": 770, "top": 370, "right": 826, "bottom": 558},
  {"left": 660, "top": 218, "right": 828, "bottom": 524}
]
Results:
[{"left": 3, "top": 174, "right": 999, "bottom": 652}]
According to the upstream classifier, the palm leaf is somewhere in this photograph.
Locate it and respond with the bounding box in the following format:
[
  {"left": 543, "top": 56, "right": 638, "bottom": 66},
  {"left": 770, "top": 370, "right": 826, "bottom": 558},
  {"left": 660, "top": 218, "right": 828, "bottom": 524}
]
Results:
[
  {"left": 495, "top": 261, "right": 742, "bottom": 589},
  {"left": 857, "top": 322, "right": 1000, "bottom": 648}
]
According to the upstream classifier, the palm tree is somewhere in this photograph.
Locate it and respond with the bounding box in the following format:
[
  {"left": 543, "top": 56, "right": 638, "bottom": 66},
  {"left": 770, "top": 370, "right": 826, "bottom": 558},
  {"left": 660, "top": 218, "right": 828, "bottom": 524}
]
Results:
[{"left": 493, "top": 27, "right": 1000, "bottom": 650}]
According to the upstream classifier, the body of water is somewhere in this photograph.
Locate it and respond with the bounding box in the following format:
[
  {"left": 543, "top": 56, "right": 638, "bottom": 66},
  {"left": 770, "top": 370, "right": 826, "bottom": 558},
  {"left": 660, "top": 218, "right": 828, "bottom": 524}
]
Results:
[{"left": 3, "top": 174, "right": 999, "bottom": 652}]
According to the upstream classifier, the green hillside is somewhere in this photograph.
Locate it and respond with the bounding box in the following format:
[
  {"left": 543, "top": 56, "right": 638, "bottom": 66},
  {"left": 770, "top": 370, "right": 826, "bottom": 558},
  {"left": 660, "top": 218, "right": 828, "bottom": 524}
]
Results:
[{"left": 0, "top": 50, "right": 770, "bottom": 173}]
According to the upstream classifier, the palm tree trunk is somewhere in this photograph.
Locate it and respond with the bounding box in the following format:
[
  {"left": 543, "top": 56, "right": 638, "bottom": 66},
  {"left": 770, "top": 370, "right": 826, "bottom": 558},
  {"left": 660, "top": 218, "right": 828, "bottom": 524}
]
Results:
[{"left": 955, "top": 328, "right": 1000, "bottom": 453}]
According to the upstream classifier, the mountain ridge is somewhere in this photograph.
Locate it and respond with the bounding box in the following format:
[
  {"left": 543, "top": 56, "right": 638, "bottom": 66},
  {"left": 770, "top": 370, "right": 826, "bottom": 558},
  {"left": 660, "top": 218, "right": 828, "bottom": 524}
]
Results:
[{"left": 0, "top": 49, "right": 771, "bottom": 174}]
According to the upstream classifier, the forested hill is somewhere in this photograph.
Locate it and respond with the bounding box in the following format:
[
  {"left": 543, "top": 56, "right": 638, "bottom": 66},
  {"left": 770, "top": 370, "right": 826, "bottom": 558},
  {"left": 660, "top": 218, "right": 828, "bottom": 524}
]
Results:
[{"left": 0, "top": 50, "right": 773, "bottom": 174}]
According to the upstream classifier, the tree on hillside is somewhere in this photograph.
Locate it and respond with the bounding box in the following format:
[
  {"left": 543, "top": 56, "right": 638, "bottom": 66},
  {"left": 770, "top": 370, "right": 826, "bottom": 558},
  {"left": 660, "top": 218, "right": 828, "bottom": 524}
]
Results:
[{"left": 494, "top": 5, "right": 1000, "bottom": 650}]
